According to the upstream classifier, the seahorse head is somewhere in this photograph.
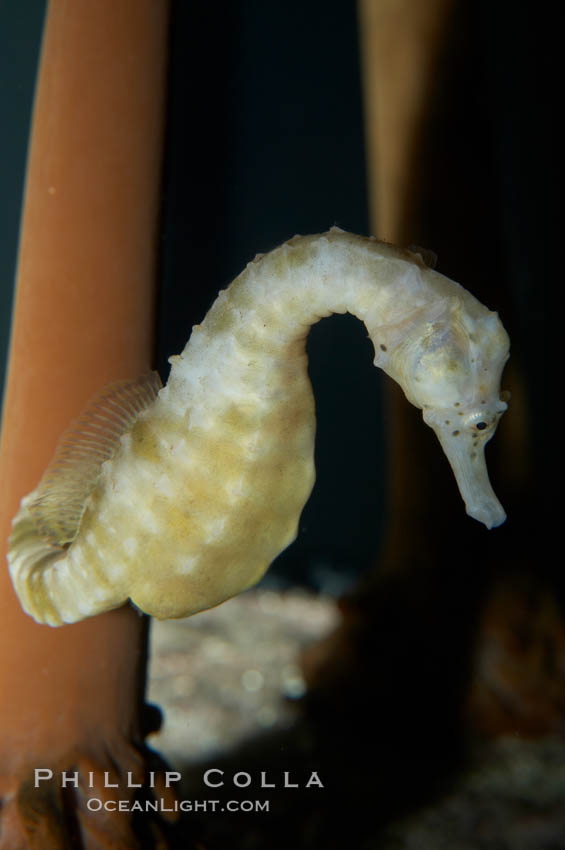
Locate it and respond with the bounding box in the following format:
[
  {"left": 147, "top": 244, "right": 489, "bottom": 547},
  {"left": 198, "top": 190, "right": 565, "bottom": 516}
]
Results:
[{"left": 387, "top": 297, "right": 510, "bottom": 528}]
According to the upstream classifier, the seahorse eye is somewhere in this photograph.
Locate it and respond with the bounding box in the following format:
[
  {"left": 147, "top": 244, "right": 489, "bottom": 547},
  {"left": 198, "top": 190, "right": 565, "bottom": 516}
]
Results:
[{"left": 463, "top": 411, "right": 494, "bottom": 432}]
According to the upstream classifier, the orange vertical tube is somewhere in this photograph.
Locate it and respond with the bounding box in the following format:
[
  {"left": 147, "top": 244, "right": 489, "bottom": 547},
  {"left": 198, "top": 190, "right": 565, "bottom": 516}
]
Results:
[
  {"left": 0, "top": 0, "right": 169, "bottom": 845},
  {"left": 358, "top": 0, "right": 454, "bottom": 244},
  {"left": 358, "top": 0, "right": 457, "bottom": 559}
]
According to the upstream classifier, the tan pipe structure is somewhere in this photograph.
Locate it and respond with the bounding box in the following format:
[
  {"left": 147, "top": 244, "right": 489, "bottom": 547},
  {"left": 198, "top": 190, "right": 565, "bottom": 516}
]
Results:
[{"left": 0, "top": 1, "right": 171, "bottom": 846}]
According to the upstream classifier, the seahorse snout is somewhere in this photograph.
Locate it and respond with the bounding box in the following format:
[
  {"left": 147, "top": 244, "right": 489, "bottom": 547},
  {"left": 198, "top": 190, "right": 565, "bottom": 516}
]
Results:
[{"left": 424, "top": 416, "right": 506, "bottom": 529}]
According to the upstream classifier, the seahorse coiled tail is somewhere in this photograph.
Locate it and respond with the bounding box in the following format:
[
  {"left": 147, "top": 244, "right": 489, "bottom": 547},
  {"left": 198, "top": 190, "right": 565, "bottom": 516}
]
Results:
[{"left": 7, "top": 229, "right": 510, "bottom": 626}]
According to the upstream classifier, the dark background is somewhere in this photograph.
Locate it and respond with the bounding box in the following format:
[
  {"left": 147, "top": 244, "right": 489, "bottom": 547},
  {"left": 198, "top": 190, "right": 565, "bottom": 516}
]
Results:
[{"left": 0, "top": 1, "right": 46, "bottom": 394}]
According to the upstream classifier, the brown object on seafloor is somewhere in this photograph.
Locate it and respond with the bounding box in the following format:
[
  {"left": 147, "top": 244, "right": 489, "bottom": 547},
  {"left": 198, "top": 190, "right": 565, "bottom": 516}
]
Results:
[
  {"left": 465, "top": 575, "right": 565, "bottom": 739},
  {"left": 0, "top": 1, "right": 176, "bottom": 847}
]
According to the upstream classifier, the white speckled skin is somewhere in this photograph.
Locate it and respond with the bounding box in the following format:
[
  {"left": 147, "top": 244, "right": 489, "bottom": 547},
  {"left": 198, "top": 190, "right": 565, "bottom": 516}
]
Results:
[{"left": 8, "top": 229, "right": 510, "bottom": 626}]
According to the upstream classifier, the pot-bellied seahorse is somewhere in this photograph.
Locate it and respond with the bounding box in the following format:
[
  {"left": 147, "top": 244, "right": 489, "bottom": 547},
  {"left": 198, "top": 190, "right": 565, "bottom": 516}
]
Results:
[{"left": 7, "top": 228, "right": 510, "bottom": 626}]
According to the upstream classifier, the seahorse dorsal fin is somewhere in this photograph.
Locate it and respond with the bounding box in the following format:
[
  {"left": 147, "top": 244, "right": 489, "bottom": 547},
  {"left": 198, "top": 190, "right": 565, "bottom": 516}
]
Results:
[
  {"left": 407, "top": 244, "right": 438, "bottom": 269},
  {"left": 28, "top": 371, "right": 162, "bottom": 547}
]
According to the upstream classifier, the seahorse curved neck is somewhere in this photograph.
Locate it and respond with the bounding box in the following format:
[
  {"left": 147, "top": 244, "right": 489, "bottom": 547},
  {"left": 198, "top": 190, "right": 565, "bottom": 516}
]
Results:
[
  {"left": 8, "top": 229, "right": 510, "bottom": 626},
  {"left": 171, "top": 230, "right": 451, "bottom": 402}
]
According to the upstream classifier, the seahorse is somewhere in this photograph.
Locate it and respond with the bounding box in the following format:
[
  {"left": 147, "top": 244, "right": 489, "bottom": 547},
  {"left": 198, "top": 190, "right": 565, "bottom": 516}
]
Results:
[{"left": 7, "top": 229, "right": 510, "bottom": 626}]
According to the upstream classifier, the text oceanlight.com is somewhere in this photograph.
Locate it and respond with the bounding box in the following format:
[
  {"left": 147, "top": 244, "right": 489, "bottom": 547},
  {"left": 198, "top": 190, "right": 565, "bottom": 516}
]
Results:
[{"left": 86, "top": 798, "right": 270, "bottom": 813}]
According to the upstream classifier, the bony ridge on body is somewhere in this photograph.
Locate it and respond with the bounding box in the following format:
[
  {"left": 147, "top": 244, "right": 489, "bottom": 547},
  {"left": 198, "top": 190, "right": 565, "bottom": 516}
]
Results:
[{"left": 7, "top": 228, "right": 510, "bottom": 625}]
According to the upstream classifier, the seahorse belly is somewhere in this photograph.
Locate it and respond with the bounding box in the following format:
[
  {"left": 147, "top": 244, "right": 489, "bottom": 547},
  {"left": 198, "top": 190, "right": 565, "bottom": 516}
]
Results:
[{"left": 74, "top": 348, "right": 316, "bottom": 619}]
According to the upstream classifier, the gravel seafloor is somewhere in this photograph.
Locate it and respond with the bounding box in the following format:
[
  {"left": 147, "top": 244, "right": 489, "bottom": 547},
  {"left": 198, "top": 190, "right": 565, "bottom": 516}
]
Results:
[{"left": 146, "top": 588, "right": 565, "bottom": 850}]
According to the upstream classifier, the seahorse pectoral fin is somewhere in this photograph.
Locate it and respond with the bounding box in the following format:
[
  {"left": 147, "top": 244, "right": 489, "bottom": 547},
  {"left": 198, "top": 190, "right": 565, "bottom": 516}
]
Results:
[{"left": 426, "top": 422, "right": 506, "bottom": 529}]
